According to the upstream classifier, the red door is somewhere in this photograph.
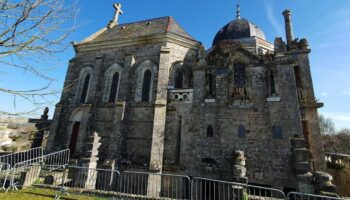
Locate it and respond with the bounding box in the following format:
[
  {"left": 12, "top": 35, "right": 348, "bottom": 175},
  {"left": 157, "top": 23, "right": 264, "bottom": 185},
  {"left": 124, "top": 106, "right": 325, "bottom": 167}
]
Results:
[{"left": 69, "top": 122, "right": 80, "bottom": 157}]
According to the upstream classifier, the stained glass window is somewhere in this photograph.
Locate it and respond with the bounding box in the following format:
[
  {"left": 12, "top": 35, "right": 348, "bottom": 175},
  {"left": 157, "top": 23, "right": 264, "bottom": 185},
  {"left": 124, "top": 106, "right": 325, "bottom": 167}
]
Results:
[
  {"left": 238, "top": 125, "right": 246, "bottom": 139},
  {"left": 175, "top": 69, "right": 184, "bottom": 89},
  {"left": 207, "top": 125, "right": 214, "bottom": 138},
  {"left": 141, "top": 70, "right": 152, "bottom": 102},
  {"left": 272, "top": 126, "right": 283, "bottom": 139},
  {"left": 234, "top": 63, "right": 245, "bottom": 87},
  {"left": 108, "top": 72, "right": 119, "bottom": 102},
  {"left": 80, "top": 74, "right": 90, "bottom": 103}
]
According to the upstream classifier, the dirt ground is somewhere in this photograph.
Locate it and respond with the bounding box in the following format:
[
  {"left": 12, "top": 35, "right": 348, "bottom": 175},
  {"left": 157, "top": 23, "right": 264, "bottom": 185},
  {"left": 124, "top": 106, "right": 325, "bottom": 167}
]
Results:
[{"left": 327, "top": 168, "right": 350, "bottom": 197}]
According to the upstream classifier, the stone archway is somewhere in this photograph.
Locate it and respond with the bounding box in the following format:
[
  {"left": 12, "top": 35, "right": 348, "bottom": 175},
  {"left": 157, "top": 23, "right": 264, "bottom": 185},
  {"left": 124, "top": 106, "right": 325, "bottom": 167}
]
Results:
[{"left": 68, "top": 109, "right": 84, "bottom": 158}]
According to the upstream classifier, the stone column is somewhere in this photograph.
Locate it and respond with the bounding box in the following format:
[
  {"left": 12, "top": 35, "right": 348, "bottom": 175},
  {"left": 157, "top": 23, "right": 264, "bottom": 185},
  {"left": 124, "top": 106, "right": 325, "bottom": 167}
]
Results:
[
  {"left": 20, "top": 165, "right": 42, "bottom": 188},
  {"left": 314, "top": 171, "right": 337, "bottom": 196},
  {"left": 147, "top": 46, "right": 171, "bottom": 198},
  {"left": 79, "top": 132, "right": 101, "bottom": 189},
  {"left": 291, "top": 136, "right": 315, "bottom": 193},
  {"left": 118, "top": 54, "right": 135, "bottom": 160},
  {"left": 79, "top": 55, "right": 105, "bottom": 189},
  {"left": 282, "top": 9, "right": 294, "bottom": 46},
  {"left": 233, "top": 150, "right": 248, "bottom": 183},
  {"left": 30, "top": 108, "right": 51, "bottom": 148},
  {"left": 96, "top": 159, "right": 117, "bottom": 190}
]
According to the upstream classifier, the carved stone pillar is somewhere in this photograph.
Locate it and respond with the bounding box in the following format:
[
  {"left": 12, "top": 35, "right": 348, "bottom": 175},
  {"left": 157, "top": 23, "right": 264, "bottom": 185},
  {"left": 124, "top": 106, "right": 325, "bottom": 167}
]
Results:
[
  {"left": 233, "top": 150, "right": 248, "bottom": 183},
  {"left": 147, "top": 47, "right": 171, "bottom": 198}
]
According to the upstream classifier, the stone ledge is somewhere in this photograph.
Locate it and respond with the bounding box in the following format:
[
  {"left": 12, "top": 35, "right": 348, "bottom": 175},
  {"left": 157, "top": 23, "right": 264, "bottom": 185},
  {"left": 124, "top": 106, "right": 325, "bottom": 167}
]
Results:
[
  {"left": 266, "top": 96, "right": 281, "bottom": 102},
  {"left": 204, "top": 99, "right": 216, "bottom": 103}
]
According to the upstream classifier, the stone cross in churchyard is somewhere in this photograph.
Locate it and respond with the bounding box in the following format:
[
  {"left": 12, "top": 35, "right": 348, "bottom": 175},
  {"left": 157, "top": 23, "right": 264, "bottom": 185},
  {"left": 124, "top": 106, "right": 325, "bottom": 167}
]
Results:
[
  {"left": 107, "top": 3, "right": 123, "bottom": 28},
  {"left": 28, "top": 107, "right": 52, "bottom": 148}
]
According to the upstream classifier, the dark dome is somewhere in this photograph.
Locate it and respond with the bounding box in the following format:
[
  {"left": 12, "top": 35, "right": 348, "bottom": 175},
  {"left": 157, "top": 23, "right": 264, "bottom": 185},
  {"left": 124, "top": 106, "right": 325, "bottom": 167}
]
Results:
[{"left": 213, "top": 18, "right": 266, "bottom": 46}]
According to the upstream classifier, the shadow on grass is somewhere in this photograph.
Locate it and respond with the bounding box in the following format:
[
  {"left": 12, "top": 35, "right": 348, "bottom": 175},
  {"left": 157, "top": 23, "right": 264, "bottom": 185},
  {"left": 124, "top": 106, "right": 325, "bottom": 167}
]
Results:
[{"left": 23, "top": 191, "right": 78, "bottom": 200}]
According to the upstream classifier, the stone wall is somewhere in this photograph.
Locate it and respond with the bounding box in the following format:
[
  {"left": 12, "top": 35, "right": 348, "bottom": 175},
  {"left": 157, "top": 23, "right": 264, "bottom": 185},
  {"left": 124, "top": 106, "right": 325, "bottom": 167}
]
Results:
[{"left": 47, "top": 15, "right": 326, "bottom": 190}]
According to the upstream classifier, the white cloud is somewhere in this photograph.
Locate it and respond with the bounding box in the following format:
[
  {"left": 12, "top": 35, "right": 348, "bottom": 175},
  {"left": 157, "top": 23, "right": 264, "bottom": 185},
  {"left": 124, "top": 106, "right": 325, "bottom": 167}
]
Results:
[
  {"left": 264, "top": 1, "right": 284, "bottom": 37},
  {"left": 320, "top": 112, "right": 350, "bottom": 130},
  {"left": 321, "top": 92, "right": 328, "bottom": 97},
  {"left": 321, "top": 112, "right": 350, "bottom": 122}
]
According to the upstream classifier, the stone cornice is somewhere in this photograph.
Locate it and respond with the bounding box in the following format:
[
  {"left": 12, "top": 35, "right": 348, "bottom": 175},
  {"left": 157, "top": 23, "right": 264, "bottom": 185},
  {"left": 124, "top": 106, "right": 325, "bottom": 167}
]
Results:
[
  {"left": 75, "top": 33, "right": 200, "bottom": 53},
  {"left": 285, "top": 48, "right": 311, "bottom": 55}
]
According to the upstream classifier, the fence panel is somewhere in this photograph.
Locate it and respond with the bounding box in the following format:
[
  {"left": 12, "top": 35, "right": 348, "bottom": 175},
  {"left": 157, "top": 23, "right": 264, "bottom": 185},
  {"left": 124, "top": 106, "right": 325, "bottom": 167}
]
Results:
[
  {"left": 6, "top": 149, "right": 70, "bottom": 191},
  {"left": 287, "top": 192, "right": 345, "bottom": 200},
  {"left": 36, "top": 165, "right": 120, "bottom": 199},
  {"left": 62, "top": 166, "right": 119, "bottom": 197},
  {"left": 118, "top": 171, "right": 191, "bottom": 199},
  {"left": 192, "top": 177, "right": 286, "bottom": 200},
  {"left": 0, "top": 162, "right": 10, "bottom": 190},
  {"left": 0, "top": 147, "right": 43, "bottom": 168}
]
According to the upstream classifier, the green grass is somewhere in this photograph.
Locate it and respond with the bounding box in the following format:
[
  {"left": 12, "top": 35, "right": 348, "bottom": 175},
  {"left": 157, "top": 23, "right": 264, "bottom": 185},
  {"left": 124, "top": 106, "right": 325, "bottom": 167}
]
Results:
[{"left": 0, "top": 187, "right": 107, "bottom": 200}]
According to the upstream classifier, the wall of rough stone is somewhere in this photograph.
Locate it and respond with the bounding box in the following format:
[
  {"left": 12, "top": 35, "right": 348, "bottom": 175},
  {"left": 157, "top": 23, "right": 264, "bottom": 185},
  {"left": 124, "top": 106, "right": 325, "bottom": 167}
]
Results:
[
  {"left": 160, "top": 45, "right": 305, "bottom": 188},
  {"left": 48, "top": 42, "right": 167, "bottom": 160},
  {"left": 48, "top": 38, "right": 199, "bottom": 168},
  {"left": 48, "top": 19, "right": 325, "bottom": 190},
  {"left": 293, "top": 51, "right": 326, "bottom": 170}
]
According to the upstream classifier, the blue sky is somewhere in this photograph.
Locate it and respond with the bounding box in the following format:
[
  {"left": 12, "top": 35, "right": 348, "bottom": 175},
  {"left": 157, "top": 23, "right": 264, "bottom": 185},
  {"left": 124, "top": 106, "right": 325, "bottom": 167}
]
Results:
[{"left": 1, "top": 0, "right": 350, "bottom": 130}]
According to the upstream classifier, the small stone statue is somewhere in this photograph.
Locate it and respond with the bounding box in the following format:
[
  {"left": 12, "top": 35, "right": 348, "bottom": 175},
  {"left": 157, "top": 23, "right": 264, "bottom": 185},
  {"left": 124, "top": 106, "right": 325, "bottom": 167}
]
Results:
[
  {"left": 232, "top": 87, "right": 250, "bottom": 105},
  {"left": 41, "top": 107, "right": 49, "bottom": 120},
  {"left": 44, "top": 107, "right": 49, "bottom": 115},
  {"left": 289, "top": 38, "right": 309, "bottom": 50}
]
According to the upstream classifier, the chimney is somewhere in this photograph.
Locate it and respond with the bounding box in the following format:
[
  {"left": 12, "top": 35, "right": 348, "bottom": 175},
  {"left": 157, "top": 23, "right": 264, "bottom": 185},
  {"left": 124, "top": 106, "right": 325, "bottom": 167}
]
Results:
[{"left": 282, "top": 9, "right": 294, "bottom": 46}]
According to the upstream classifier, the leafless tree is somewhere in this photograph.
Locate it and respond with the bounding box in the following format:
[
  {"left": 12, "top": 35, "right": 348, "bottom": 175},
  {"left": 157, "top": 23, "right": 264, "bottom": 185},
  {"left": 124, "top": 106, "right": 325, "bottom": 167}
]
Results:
[
  {"left": 319, "top": 114, "right": 336, "bottom": 135},
  {"left": 323, "top": 128, "right": 350, "bottom": 154},
  {"left": 0, "top": 0, "right": 79, "bottom": 116}
]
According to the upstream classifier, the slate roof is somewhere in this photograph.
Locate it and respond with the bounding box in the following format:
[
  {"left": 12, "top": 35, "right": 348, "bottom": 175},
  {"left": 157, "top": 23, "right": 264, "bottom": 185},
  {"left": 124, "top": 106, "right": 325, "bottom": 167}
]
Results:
[
  {"left": 212, "top": 18, "right": 266, "bottom": 46},
  {"left": 82, "top": 16, "right": 195, "bottom": 44}
]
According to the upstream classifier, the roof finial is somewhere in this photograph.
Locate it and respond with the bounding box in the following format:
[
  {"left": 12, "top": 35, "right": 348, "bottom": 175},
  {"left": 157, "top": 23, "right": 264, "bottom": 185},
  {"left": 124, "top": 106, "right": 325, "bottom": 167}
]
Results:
[
  {"left": 107, "top": 3, "right": 123, "bottom": 28},
  {"left": 236, "top": 0, "right": 241, "bottom": 19}
]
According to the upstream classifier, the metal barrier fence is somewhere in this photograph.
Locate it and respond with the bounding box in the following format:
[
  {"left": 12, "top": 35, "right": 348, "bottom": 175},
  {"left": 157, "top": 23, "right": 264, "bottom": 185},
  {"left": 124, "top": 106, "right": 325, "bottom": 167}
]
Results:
[
  {"left": 43, "top": 165, "right": 121, "bottom": 199},
  {"left": 192, "top": 177, "right": 286, "bottom": 200},
  {"left": 118, "top": 171, "right": 191, "bottom": 199},
  {"left": 287, "top": 192, "right": 345, "bottom": 200},
  {"left": 2, "top": 162, "right": 349, "bottom": 200},
  {"left": 0, "top": 147, "right": 43, "bottom": 168},
  {"left": 0, "top": 162, "right": 10, "bottom": 190},
  {"left": 7, "top": 149, "right": 70, "bottom": 191}
]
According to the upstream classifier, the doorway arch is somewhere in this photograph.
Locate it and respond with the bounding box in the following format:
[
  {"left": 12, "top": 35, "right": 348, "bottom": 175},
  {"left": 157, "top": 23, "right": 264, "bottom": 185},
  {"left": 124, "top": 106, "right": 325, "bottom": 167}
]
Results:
[{"left": 68, "top": 109, "right": 84, "bottom": 157}]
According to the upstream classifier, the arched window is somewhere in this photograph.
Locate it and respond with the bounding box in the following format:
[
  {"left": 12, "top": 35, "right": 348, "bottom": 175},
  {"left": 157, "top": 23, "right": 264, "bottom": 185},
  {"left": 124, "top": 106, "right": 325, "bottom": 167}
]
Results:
[
  {"left": 108, "top": 72, "right": 120, "bottom": 102},
  {"left": 201, "top": 158, "right": 216, "bottom": 165},
  {"left": 175, "top": 69, "right": 184, "bottom": 89},
  {"left": 272, "top": 126, "right": 283, "bottom": 139},
  {"left": 294, "top": 66, "right": 302, "bottom": 89},
  {"left": 80, "top": 74, "right": 90, "bottom": 103},
  {"left": 207, "top": 125, "right": 213, "bottom": 138},
  {"left": 206, "top": 71, "right": 216, "bottom": 98},
  {"left": 142, "top": 70, "right": 152, "bottom": 102},
  {"left": 270, "top": 71, "right": 276, "bottom": 95},
  {"left": 208, "top": 74, "right": 213, "bottom": 95},
  {"left": 238, "top": 125, "right": 246, "bottom": 139},
  {"left": 234, "top": 63, "right": 245, "bottom": 87}
]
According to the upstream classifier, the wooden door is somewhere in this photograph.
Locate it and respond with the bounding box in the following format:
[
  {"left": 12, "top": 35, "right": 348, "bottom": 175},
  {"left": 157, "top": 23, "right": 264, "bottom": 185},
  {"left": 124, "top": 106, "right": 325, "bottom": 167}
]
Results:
[{"left": 69, "top": 122, "right": 80, "bottom": 157}]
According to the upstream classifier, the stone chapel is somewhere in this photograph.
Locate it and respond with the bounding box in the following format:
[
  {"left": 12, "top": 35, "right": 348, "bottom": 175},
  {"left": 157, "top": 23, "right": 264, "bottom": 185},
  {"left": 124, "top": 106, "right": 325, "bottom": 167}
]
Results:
[{"left": 47, "top": 3, "right": 327, "bottom": 190}]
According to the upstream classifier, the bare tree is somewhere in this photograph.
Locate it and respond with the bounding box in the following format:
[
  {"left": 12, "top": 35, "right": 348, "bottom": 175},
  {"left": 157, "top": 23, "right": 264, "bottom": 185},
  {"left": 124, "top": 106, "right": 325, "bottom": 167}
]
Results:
[
  {"left": 0, "top": 0, "right": 79, "bottom": 115},
  {"left": 319, "top": 114, "right": 336, "bottom": 135},
  {"left": 323, "top": 128, "right": 350, "bottom": 154}
]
